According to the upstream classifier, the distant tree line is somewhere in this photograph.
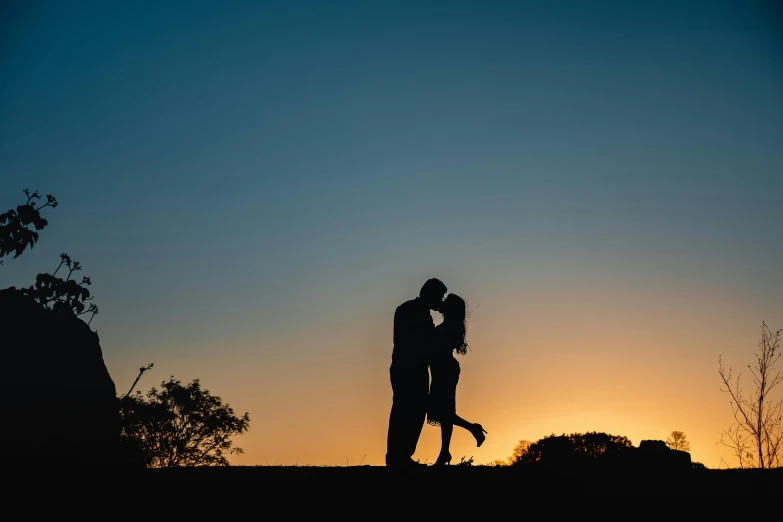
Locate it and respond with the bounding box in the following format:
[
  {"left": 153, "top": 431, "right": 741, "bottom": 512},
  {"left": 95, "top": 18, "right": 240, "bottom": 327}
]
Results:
[{"left": 507, "top": 432, "right": 634, "bottom": 467}]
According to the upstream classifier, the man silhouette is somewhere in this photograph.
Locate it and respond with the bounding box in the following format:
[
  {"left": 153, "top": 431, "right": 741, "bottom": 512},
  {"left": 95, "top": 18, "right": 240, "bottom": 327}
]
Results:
[{"left": 386, "top": 278, "right": 447, "bottom": 467}]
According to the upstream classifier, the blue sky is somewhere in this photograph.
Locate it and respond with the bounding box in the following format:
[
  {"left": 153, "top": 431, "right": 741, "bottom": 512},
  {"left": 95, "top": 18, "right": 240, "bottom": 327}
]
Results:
[{"left": 1, "top": 1, "right": 781, "bottom": 465}]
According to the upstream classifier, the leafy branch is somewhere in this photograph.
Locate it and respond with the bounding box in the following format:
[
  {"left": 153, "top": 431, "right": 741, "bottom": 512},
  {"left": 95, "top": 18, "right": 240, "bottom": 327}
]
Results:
[
  {"left": 22, "top": 253, "right": 100, "bottom": 325},
  {"left": 123, "top": 363, "right": 155, "bottom": 399},
  {"left": 0, "top": 189, "right": 58, "bottom": 264}
]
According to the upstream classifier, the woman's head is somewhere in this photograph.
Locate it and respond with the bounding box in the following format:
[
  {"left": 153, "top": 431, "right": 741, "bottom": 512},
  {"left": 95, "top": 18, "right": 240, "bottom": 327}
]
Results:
[
  {"left": 441, "top": 293, "right": 468, "bottom": 355},
  {"left": 441, "top": 293, "right": 466, "bottom": 321}
]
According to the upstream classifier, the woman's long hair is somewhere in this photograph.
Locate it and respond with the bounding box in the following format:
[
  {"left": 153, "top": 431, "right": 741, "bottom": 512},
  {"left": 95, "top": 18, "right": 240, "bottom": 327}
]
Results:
[{"left": 441, "top": 293, "right": 469, "bottom": 355}]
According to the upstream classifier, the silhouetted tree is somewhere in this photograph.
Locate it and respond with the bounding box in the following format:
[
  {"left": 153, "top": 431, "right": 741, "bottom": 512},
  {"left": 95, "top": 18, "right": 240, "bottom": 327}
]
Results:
[
  {"left": 718, "top": 322, "right": 782, "bottom": 469},
  {"left": 511, "top": 432, "right": 634, "bottom": 467},
  {"left": 666, "top": 431, "right": 691, "bottom": 452},
  {"left": 0, "top": 189, "right": 57, "bottom": 265},
  {"left": 119, "top": 377, "right": 250, "bottom": 467}
]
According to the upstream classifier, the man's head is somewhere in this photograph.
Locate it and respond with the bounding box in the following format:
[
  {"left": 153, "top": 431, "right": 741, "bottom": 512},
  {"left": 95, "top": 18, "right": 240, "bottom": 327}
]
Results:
[{"left": 419, "top": 278, "right": 447, "bottom": 311}]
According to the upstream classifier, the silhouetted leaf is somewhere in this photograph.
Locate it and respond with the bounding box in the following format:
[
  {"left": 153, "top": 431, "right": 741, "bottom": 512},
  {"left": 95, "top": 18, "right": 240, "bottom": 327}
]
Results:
[{"left": 0, "top": 209, "right": 16, "bottom": 224}]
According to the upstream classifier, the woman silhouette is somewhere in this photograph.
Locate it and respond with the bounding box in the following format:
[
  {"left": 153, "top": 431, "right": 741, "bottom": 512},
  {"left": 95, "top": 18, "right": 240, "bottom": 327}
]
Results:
[{"left": 427, "top": 293, "right": 487, "bottom": 465}]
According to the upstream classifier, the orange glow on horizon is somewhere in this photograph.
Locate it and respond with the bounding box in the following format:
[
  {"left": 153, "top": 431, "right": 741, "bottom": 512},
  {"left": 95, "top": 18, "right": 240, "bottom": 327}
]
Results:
[{"left": 106, "top": 276, "right": 781, "bottom": 469}]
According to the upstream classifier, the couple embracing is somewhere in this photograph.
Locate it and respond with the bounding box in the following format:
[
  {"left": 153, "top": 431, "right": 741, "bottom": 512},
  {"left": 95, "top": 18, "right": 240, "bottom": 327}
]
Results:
[{"left": 386, "top": 278, "right": 487, "bottom": 467}]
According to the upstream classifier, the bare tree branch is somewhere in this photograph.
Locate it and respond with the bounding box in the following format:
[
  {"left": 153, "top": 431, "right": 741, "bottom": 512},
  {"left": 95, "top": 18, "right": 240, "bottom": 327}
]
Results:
[{"left": 718, "top": 322, "right": 782, "bottom": 469}]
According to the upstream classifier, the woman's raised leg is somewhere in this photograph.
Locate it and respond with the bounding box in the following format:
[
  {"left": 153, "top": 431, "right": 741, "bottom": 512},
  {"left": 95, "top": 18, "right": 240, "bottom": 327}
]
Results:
[{"left": 454, "top": 414, "right": 487, "bottom": 447}]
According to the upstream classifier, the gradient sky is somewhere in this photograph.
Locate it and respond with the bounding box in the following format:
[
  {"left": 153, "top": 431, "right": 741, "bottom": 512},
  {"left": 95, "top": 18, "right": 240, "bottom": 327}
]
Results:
[{"left": 2, "top": 0, "right": 781, "bottom": 468}]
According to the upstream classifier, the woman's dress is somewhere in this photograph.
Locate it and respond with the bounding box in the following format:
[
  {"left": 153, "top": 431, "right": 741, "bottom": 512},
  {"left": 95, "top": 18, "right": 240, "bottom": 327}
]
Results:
[{"left": 426, "top": 325, "right": 461, "bottom": 426}]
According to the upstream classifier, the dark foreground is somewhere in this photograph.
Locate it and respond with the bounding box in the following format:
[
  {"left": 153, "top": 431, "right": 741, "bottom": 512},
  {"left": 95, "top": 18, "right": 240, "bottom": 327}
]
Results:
[{"left": 137, "top": 465, "right": 781, "bottom": 494}]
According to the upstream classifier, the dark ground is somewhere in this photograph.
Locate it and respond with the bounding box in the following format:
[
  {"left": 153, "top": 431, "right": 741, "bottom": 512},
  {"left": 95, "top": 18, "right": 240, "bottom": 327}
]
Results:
[{"left": 136, "top": 465, "right": 782, "bottom": 494}]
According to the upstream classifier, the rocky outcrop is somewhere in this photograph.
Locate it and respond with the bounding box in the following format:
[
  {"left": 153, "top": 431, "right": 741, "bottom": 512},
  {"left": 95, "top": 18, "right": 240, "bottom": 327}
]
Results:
[
  {"left": 0, "top": 287, "right": 120, "bottom": 470},
  {"left": 638, "top": 439, "right": 692, "bottom": 469}
]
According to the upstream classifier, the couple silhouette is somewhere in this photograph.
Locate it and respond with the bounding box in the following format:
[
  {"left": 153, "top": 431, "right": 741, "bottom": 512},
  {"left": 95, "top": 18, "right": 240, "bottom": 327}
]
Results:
[{"left": 386, "top": 278, "right": 487, "bottom": 467}]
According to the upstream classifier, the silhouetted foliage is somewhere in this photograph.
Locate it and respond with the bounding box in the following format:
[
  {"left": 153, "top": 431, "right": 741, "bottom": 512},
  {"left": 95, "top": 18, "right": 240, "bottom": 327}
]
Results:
[
  {"left": 1, "top": 189, "right": 121, "bottom": 471},
  {"left": 510, "top": 432, "right": 634, "bottom": 467},
  {"left": 1, "top": 191, "right": 99, "bottom": 326},
  {"left": 0, "top": 189, "right": 57, "bottom": 264},
  {"left": 119, "top": 377, "right": 250, "bottom": 467},
  {"left": 666, "top": 430, "right": 691, "bottom": 452},
  {"left": 718, "top": 321, "right": 782, "bottom": 469},
  {"left": 19, "top": 253, "right": 99, "bottom": 325}
]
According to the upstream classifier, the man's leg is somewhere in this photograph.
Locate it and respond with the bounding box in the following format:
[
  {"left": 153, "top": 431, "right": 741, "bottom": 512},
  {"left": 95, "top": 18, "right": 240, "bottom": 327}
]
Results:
[
  {"left": 386, "top": 392, "right": 403, "bottom": 464},
  {"left": 387, "top": 367, "right": 428, "bottom": 465},
  {"left": 386, "top": 369, "right": 408, "bottom": 465},
  {"left": 402, "top": 367, "right": 429, "bottom": 459}
]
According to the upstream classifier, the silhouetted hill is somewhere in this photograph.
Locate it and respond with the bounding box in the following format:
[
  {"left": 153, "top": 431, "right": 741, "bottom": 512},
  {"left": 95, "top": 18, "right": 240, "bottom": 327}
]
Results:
[{"left": 0, "top": 287, "right": 120, "bottom": 470}]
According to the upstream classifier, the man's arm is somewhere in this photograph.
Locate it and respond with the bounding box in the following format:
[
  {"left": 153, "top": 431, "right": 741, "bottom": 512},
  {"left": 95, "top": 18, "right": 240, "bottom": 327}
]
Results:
[{"left": 393, "top": 304, "right": 410, "bottom": 348}]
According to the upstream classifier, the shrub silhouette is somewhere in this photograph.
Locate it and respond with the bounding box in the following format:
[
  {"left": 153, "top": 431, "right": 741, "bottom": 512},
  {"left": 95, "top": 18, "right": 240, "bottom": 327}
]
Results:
[
  {"left": 511, "top": 431, "right": 634, "bottom": 468},
  {"left": 119, "top": 377, "right": 250, "bottom": 467}
]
